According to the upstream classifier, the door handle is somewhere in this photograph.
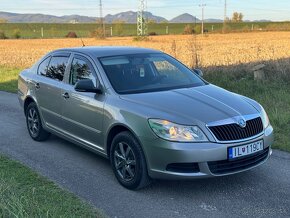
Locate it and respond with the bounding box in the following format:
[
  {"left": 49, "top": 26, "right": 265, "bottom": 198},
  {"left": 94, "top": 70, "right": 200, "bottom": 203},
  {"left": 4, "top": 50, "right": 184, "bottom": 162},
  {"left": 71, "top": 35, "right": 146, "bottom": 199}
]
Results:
[
  {"left": 62, "top": 92, "right": 70, "bottom": 99},
  {"left": 35, "top": 83, "right": 40, "bottom": 89}
]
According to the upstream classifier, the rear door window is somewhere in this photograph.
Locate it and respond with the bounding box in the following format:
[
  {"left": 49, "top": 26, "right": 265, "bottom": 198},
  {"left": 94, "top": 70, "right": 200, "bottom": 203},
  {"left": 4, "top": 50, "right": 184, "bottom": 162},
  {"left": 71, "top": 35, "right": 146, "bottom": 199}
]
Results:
[{"left": 45, "top": 56, "right": 70, "bottom": 81}]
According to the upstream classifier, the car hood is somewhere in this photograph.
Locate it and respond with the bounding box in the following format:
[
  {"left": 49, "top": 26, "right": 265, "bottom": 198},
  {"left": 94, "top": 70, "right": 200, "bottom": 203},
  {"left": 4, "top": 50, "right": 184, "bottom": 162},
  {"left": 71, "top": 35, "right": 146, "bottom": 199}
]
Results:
[{"left": 120, "top": 84, "right": 260, "bottom": 125}]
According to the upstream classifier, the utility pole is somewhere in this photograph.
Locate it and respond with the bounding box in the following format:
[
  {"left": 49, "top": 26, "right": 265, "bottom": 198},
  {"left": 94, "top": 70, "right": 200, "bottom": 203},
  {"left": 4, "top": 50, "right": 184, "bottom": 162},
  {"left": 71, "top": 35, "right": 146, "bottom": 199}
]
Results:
[
  {"left": 137, "top": 0, "right": 147, "bottom": 36},
  {"left": 99, "top": 0, "right": 105, "bottom": 37},
  {"left": 199, "top": 3, "right": 206, "bottom": 35},
  {"left": 223, "top": 0, "right": 227, "bottom": 33}
]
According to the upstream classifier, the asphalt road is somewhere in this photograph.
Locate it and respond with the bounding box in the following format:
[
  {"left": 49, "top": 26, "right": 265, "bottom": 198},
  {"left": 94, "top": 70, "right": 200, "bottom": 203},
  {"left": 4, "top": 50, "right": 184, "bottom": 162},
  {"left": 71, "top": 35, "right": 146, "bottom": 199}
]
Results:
[{"left": 0, "top": 91, "right": 290, "bottom": 218}]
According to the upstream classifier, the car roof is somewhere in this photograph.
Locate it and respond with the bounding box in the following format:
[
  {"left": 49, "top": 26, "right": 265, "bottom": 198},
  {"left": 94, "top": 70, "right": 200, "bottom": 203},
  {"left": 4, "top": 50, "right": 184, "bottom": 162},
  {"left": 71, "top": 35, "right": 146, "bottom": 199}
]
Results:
[{"left": 51, "top": 46, "right": 162, "bottom": 58}]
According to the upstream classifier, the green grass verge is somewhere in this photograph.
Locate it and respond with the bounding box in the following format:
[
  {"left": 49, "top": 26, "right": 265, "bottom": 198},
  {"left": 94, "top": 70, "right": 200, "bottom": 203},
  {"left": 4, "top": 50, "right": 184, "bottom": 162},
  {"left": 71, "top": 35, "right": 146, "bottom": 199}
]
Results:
[
  {"left": 204, "top": 72, "right": 290, "bottom": 152},
  {"left": 0, "top": 66, "right": 289, "bottom": 152},
  {"left": 0, "top": 67, "right": 20, "bottom": 93},
  {"left": 0, "top": 155, "right": 105, "bottom": 217}
]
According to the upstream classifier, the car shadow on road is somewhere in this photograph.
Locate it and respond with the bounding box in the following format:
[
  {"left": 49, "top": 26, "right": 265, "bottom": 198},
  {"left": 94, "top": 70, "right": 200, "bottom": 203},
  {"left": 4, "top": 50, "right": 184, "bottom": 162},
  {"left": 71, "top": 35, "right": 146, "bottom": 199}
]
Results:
[
  {"left": 47, "top": 134, "right": 112, "bottom": 169},
  {"left": 47, "top": 134, "right": 270, "bottom": 196}
]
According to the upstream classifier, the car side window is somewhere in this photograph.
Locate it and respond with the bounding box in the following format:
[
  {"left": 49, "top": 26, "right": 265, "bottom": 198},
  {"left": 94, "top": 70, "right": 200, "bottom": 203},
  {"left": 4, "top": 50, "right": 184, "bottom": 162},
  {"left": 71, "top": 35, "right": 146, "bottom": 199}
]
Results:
[
  {"left": 38, "top": 56, "right": 51, "bottom": 76},
  {"left": 70, "top": 57, "right": 95, "bottom": 85},
  {"left": 45, "top": 56, "right": 69, "bottom": 81}
]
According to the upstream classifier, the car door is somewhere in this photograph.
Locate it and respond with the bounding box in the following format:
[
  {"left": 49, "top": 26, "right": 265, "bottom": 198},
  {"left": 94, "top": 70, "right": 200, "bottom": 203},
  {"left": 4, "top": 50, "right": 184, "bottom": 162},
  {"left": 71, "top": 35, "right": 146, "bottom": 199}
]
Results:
[
  {"left": 60, "top": 54, "right": 106, "bottom": 151},
  {"left": 35, "top": 53, "right": 71, "bottom": 130}
]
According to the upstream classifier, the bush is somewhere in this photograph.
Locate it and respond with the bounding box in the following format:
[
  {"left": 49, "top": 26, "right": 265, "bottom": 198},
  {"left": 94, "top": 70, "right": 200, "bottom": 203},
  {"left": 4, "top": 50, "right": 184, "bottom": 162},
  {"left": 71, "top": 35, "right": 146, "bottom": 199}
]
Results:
[
  {"left": 90, "top": 27, "right": 105, "bottom": 39},
  {"left": 266, "top": 23, "right": 290, "bottom": 31},
  {"left": 241, "top": 25, "right": 250, "bottom": 32},
  {"left": 148, "top": 32, "right": 157, "bottom": 36},
  {"left": 132, "top": 36, "right": 149, "bottom": 41},
  {"left": 0, "top": 31, "right": 7, "bottom": 39},
  {"left": 183, "top": 25, "right": 194, "bottom": 35},
  {"left": 193, "top": 25, "right": 202, "bottom": 34},
  {"left": 12, "top": 29, "right": 21, "bottom": 39},
  {"left": 114, "top": 21, "right": 124, "bottom": 36},
  {"left": 222, "top": 24, "right": 231, "bottom": 33},
  {"left": 65, "top": 32, "right": 78, "bottom": 38}
]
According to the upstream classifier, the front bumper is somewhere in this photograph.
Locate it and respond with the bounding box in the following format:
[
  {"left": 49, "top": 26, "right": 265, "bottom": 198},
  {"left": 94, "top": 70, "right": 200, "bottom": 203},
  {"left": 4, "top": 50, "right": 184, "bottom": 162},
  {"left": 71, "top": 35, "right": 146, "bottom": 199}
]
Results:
[{"left": 141, "top": 125, "right": 274, "bottom": 179}]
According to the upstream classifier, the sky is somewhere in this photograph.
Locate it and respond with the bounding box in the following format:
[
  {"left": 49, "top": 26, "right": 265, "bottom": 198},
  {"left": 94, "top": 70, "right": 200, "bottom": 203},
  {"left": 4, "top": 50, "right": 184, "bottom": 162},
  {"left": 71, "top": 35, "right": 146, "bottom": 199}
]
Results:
[{"left": 1, "top": 0, "right": 290, "bottom": 21}]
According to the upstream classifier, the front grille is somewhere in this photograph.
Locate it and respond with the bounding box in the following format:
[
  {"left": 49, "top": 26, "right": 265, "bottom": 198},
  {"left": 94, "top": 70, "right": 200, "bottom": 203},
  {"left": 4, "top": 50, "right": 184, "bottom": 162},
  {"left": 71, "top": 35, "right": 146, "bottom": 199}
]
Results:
[
  {"left": 166, "top": 163, "right": 200, "bottom": 173},
  {"left": 208, "top": 117, "right": 263, "bottom": 141},
  {"left": 208, "top": 147, "right": 269, "bottom": 175}
]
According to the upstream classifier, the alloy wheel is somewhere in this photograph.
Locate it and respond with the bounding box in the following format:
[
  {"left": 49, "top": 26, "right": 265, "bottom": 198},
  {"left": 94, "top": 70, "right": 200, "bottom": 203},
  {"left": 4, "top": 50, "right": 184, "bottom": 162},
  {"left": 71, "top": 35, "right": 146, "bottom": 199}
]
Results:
[
  {"left": 27, "top": 107, "right": 39, "bottom": 137},
  {"left": 114, "top": 142, "right": 136, "bottom": 182}
]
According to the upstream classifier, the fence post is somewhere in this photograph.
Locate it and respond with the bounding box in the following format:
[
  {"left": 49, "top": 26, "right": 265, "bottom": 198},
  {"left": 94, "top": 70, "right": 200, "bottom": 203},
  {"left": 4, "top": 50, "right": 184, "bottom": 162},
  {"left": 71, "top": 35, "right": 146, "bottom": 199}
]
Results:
[
  {"left": 41, "top": 27, "right": 44, "bottom": 38},
  {"left": 252, "top": 64, "right": 266, "bottom": 81}
]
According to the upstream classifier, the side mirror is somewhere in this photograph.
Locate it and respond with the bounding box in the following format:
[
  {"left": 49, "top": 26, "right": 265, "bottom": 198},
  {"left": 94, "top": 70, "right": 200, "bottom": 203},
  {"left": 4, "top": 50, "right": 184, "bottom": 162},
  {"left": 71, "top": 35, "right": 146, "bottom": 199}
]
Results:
[
  {"left": 75, "top": 79, "right": 102, "bottom": 94},
  {"left": 192, "top": 69, "right": 203, "bottom": 77}
]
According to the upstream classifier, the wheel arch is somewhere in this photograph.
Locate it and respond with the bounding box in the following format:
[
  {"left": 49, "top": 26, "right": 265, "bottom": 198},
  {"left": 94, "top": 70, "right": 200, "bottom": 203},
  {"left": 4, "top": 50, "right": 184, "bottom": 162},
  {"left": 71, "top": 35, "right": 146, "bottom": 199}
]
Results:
[
  {"left": 24, "top": 96, "right": 37, "bottom": 115},
  {"left": 106, "top": 124, "right": 145, "bottom": 160}
]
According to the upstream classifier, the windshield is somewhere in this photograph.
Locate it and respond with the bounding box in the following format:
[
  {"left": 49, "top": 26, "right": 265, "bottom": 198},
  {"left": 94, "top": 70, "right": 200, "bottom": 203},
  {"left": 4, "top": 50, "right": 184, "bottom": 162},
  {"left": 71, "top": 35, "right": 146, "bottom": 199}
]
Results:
[{"left": 99, "top": 53, "right": 206, "bottom": 94}]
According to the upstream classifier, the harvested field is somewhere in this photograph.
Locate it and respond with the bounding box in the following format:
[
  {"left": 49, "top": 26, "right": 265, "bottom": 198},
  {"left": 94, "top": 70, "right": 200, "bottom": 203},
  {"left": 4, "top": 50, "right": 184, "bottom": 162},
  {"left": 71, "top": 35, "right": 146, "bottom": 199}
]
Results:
[{"left": 0, "top": 32, "right": 290, "bottom": 69}]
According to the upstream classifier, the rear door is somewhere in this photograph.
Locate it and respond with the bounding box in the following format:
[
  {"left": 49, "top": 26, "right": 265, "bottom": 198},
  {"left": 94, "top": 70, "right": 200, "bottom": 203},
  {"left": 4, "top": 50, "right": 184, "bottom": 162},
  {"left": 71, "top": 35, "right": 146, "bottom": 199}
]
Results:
[
  {"left": 35, "top": 53, "right": 71, "bottom": 130},
  {"left": 60, "top": 54, "right": 106, "bottom": 151}
]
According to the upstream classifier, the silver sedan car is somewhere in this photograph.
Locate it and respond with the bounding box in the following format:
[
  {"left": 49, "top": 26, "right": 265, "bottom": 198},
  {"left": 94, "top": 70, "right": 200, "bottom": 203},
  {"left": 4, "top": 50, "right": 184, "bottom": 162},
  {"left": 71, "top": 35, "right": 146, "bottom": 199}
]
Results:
[{"left": 18, "top": 47, "right": 274, "bottom": 190}]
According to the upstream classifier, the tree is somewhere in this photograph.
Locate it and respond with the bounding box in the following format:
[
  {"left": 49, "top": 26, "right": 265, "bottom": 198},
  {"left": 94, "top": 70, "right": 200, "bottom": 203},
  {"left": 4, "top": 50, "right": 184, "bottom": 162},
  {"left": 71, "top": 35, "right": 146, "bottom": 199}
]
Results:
[
  {"left": 232, "top": 12, "right": 244, "bottom": 23},
  {"left": 160, "top": 20, "right": 168, "bottom": 24},
  {"left": 0, "top": 18, "right": 8, "bottom": 23},
  {"left": 183, "top": 24, "right": 194, "bottom": 34},
  {"left": 148, "top": 19, "right": 156, "bottom": 24},
  {"left": 113, "top": 20, "right": 125, "bottom": 36},
  {"left": 13, "top": 28, "right": 21, "bottom": 39},
  {"left": 0, "top": 31, "right": 7, "bottom": 39}
]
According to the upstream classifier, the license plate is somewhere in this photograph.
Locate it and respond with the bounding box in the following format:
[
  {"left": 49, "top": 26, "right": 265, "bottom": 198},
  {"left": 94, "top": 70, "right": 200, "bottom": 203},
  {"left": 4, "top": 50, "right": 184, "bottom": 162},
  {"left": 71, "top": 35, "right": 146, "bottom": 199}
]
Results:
[{"left": 228, "top": 140, "right": 264, "bottom": 159}]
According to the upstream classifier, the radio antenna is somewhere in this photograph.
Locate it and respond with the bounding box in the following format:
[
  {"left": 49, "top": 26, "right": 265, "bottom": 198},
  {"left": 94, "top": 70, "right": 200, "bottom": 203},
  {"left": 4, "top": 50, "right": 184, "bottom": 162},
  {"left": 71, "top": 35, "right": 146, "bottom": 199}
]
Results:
[{"left": 80, "top": 37, "right": 85, "bottom": 47}]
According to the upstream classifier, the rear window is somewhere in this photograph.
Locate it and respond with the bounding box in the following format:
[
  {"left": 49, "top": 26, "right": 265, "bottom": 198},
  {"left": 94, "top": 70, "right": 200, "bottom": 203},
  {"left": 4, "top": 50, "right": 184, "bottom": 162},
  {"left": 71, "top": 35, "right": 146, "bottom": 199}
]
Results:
[{"left": 38, "top": 56, "right": 51, "bottom": 76}]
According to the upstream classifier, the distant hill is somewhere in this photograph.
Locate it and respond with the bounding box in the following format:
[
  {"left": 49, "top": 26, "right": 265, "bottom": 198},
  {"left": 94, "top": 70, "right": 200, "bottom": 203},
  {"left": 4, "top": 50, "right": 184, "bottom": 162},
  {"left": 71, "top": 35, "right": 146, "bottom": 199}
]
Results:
[
  {"left": 105, "top": 11, "right": 167, "bottom": 23},
  {"left": 204, "top": 18, "right": 223, "bottom": 23},
  {"left": 0, "top": 11, "right": 167, "bottom": 23},
  {"left": 170, "top": 13, "right": 200, "bottom": 23},
  {"left": 0, "top": 11, "right": 96, "bottom": 23},
  {"left": 253, "top": 19, "right": 272, "bottom": 22},
  {"left": 170, "top": 14, "right": 223, "bottom": 23},
  {"left": 0, "top": 11, "right": 273, "bottom": 24}
]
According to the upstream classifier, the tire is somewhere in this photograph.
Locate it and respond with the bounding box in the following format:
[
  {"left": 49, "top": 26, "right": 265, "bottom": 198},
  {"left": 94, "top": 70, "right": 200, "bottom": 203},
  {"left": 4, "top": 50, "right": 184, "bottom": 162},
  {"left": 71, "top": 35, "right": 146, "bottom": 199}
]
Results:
[
  {"left": 110, "top": 131, "right": 151, "bottom": 190},
  {"left": 26, "top": 102, "right": 50, "bottom": 141}
]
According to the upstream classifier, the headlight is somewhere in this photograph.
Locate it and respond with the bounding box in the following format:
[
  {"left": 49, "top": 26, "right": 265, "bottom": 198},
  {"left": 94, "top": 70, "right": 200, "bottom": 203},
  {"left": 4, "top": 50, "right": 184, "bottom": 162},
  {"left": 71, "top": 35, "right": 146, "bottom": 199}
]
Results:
[
  {"left": 260, "top": 106, "right": 270, "bottom": 128},
  {"left": 148, "top": 119, "right": 208, "bottom": 142}
]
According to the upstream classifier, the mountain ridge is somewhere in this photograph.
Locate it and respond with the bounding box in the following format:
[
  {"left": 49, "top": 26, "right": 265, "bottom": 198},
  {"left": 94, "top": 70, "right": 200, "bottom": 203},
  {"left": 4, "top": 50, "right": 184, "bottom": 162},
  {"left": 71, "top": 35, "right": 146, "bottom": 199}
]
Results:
[{"left": 0, "top": 11, "right": 272, "bottom": 23}]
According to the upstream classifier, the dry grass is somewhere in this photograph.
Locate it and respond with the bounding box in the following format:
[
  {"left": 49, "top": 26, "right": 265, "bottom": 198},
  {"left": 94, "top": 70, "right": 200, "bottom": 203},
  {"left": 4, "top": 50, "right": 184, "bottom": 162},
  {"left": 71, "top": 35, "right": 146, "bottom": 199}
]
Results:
[{"left": 0, "top": 32, "right": 290, "bottom": 69}]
